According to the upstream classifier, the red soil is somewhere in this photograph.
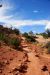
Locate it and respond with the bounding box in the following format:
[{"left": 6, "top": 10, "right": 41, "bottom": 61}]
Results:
[{"left": 0, "top": 37, "right": 50, "bottom": 75}]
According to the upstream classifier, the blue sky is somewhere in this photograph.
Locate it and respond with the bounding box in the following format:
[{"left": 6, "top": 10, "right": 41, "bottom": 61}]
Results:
[{"left": 0, "top": 0, "right": 50, "bottom": 33}]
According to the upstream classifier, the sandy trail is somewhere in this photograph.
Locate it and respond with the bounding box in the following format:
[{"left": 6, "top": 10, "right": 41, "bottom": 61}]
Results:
[
  {"left": 21, "top": 37, "right": 49, "bottom": 75},
  {"left": 25, "top": 52, "right": 42, "bottom": 75},
  {"left": 21, "top": 37, "right": 42, "bottom": 75}
]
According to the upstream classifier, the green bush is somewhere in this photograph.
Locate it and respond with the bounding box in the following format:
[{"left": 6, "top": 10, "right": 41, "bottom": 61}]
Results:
[
  {"left": 23, "top": 32, "right": 36, "bottom": 43},
  {"left": 3, "top": 37, "right": 9, "bottom": 44},
  {"left": 23, "top": 32, "right": 28, "bottom": 38},
  {"left": 0, "top": 26, "right": 21, "bottom": 49},
  {"left": 45, "top": 41, "right": 50, "bottom": 54},
  {"left": 0, "top": 33, "right": 5, "bottom": 41},
  {"left": 0, "top": 33, "right": 21, "bottom": 49},
  {"left": 13, "top": 28, "right": 20, "bottom": 35},
  {"left": 10, "top": 38, "right": 21, "bottom": 49},
  {"left": 40, "top": 29, "right": 50, "bottom": 39},
  {"left": 26, "top": 36, "right": 36, "bottom": 42},
  {"left": 46, "top": 29, "right": 50, "bottom": 37},
  {"left": 0, "top": 33, "right": 9, "bottom": 44},
  {"left": 42, "top": 33, "right": 48, "bottom": 39}
]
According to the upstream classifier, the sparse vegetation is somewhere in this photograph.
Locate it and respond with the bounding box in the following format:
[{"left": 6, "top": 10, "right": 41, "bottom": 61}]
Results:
[
  {"left": 0, "top": 32, "right": 21, "bottom": 49},
  {"left": 13, "top": 28, "right": 20, "bottom": 35},
  {"left": 42, "top": 32, "right": 48, "bottom": 39},
  {"left": 23, "top": 32, "right": 36, "bottom": 43},
  {"left": 45, "top": 41, "right": 50, "bottom": 54},
  {"left": 0, "top": 25, "right": 20, "bottom": 35},
  {"left": 10, "top": 38, "right": 21, "bottom": 49},
  {"left": 0, "top": 25, "right": 21, "bottom": 49},
  {"left": 23, "top": 32, "right": 28, "bottom": 38},
  {"left": 46, "top": 29, "right": 50, "bottom": 37},
  {"left": 0, "top": 33, "right": 5, "bottom": 41},
  {"left": 38, "top": 29, "right": 50, "bottom": 39},
  {"left": 0, "top": 33, "right": 8, "bottom": 44},
  {"left": 28, "top": 31, "right": 34, "bottom": 36}
]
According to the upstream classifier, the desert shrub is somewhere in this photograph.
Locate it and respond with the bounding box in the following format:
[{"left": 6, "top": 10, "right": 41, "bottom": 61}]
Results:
[
  {"left": 45, "top": 41, "right": 50, "bottom": 54},
  {"left": 0, "top": 32, "right": 21, "bottom": 49},
  {"left": 26, "top": 36, "right": 36, "bottom": 42},
  {"left": 13, "top": 28, "right": 20, "bottom": 35},
  {"left": 10, "top": 38, "right": 21, "bottom": 49},
  {"left": 3, "top": 37, "right": 9, "bottom": 44},
  {"left": 0, "top": 25, "right": 20, "bottom": 35},
  {"left": 28, "top": 31, "right": 34, "bottom": 36},
  {"left": 0, "top": 33, "right": 5, "bottom": 41},
  {"left": 0, "top": 33, "right": 9, "bottom": 44},
  {"left": 23, "top": 32, "right": 36, "bottom": 42},
  {"left": 42, "top": 33, "right": 48, "bottom": 39},
  {"left": 40, "top": 29, "right": 50, "bottom": 39},
  {"left": 23, "top": 32, "right": 28, "bottom": 37},
  {"left": 0, "top": 26, "right": 21, "bottom": 49},
  {"left": 46, "top": 29, "right": 50, "bottom": 37}
]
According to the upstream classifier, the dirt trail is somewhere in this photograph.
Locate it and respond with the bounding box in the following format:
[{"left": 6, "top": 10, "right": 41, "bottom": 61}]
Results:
[
  {"left": 26, "top": 52, "right": 42, "bottom": 75},
  {"left": 21, "top": 37, "right": 42, "bottom": 75},
  {"left": 21, "top": 37, "right": 50, "bottom": 75}
]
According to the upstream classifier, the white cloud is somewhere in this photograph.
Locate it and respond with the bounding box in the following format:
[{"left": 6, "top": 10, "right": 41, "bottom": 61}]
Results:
[
  {"left": 0, "top": 0, "right": 50, "bottom": 30},
  {"left": 0, "top": 19, "right": 49, "bottom": 28},
  {"left": 45, "top": 21, "right": 50, "bottom": 30},
  {"left": 0, "top": 0, "right": 14, "bottom": 20},
  {"left": 3, "top": 20, "right": 50, "bottom": 30},
  {"left": 33, "top": 10, "right": 39, "bottom": 13},
  {"left": 0, "top": 1, "right": 10, "bottom": 15}
]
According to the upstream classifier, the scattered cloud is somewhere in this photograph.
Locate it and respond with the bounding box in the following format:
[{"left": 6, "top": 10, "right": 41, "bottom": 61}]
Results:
[
  {"left": 45, "top": 21, "right": 50, "bottom": 30},
  {"left": 0, "top": 18, "right": 50, "bottom": 30},
  {"left": 0, "top": 0, "right": 50, "bottom": 30},
  {"left": 33, "top": 10, "right": 39, "bottom": 13},
  {"left": 0, "top": 0, "right": 13, "bottom": 15}
]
